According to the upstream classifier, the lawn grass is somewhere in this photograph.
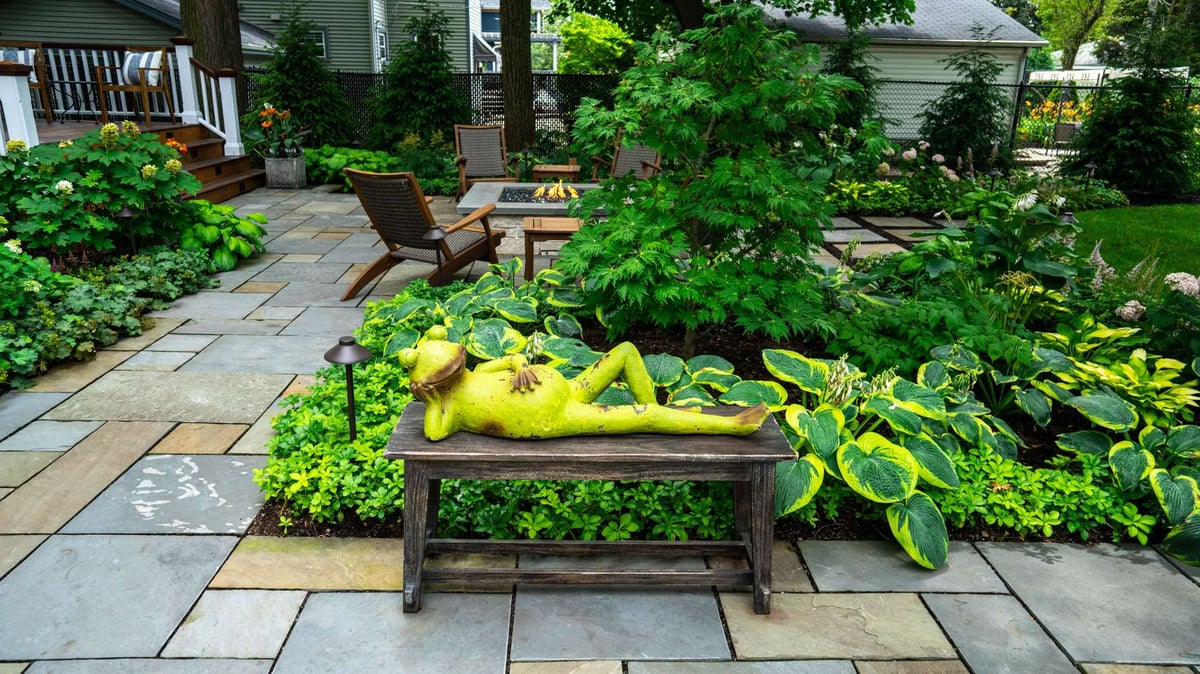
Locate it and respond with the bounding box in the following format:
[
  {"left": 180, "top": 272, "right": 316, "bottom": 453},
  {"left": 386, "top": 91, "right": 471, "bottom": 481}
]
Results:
[{"left": 1076, "top": 204, "right": 1200, "bottom": 275}]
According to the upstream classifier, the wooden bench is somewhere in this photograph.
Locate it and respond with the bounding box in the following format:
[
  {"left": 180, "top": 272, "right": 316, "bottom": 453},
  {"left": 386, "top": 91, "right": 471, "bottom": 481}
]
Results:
[{"left": 384, "top": 402, "right": 793, "bottom": 614}]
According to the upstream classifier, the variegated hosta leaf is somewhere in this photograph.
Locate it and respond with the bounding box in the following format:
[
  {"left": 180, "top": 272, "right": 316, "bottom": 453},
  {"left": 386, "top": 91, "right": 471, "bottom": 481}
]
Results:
[
  {"left": 464, "top": 319, "right": 527, "bottom": 359},
  {"left": 1032, "top": 346, "right": 1072, "bottom": 374},
  {"left": 720, "top": 380, "right": 788, "bottom": 411},
  {"left": 1167, "top": 425, "right": 1200, "bottom": 459},
  {"left": 863, "top": 396, "right": 923, "bottom": 436},
  {"left": 540, "top": 335, "right": 591, "bottom": 361},
  {"left": 372, "top": 298, "right": 430, "bottom": 325},
  {"left": 493, "top": 298, "right": 538, "bottom": 323},
  {"left": 1031, "top": 379, "right": 1074, "bottom": 404},
  {"left": 886, "top": 491, "right": 949, "bottom": 569},
  {"left": 837, "top": 432, "right": 919, "bottom": 504},
  {"left": 785, "top": 404, "right": 845, "bottom": 462},
  {"left": 1149, "top": 469, "right": 1199, "bottom": 526},
  {"left": 384, "top": 328, "right": 420, "bottom": 356},
  {"left": 533, "top": 268, "right": 569, "bottom": 286},
  {"left": 890, "top": 379, "right": 947, "bottom": 419},
  {"left": 692, "top": 368, "right": 741, "bottom": 393},
  {"left": 903, "top": 435, "right": 960, "bottom": 489},
  {"left": 544, "top": 313, "right": 583, "bottom": 338},
  {"left": 935, "top": 432, "right": 961, "bottom": 455},
  {"left": 1108, "top": 441, "right": 1155, "bottom": 492},
  {"left": 930, "top": 344, "right": 982, "bottom": 374},
  {"left": 947, "top": 412, "right": 982, "bottom": 444},
  {"left": 644, "top": 353, "right": 686, "bottom": 388},
  {"left": 473, "top": 273, "right": 505, "bottom": 293},
  {"left": 1160, "top": 511, "right": 1200, "bottom": 566},
  {"left": 1067, "top": 394, "right": 1138, "bottom": 432},
  {"left": 1015, "top": 388, "right": 1052, "bottom": 427},
  {"left": 762, "top": 349, "right": 828, "bottom": 393},
  {"left": 444, "top": 315, "right": 472, "bottom": 342},
  {"left": 595, "top": 384, "right": 635, "bottom": 406},
  {"left": 667, "top": 384, "right": 716, "bottom": 407},
  {"left": 917, "top": 361, "right": 950, "bottom": 390},
  {"left": 686, "top": 354, "right": 734, "bottom": 374},
  {"left": 545, "top": 287, "right": 583, "bottom": 308},
  {"left": 978, "top": 424, "right": 1017, "bottom": 460},
  {"left": 774, "top": 454, "right": 825, "bottom": 517},
  {"left": 1056, "top": 430, "right": 1113, "bottom": 456}
]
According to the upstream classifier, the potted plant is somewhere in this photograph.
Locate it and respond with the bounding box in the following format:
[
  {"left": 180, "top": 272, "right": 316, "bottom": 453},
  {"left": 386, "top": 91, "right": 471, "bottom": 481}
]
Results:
[{"left": 246, "top": 103, "right": 309, "bottom": 188}]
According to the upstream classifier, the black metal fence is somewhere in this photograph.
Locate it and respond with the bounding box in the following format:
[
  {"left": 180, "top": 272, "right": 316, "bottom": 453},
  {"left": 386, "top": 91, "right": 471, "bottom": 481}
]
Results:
[{"left": 247, "top": 69, "right": 618, "bottom": 146}]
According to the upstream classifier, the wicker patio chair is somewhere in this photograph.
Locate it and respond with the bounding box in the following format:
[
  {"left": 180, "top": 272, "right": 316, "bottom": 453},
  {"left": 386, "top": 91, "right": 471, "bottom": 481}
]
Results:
[
  {"left": 590, "top": 128, "right": 661, "bottom": 181},
  {"left": 454, "top": 124, "right": 518, "bottom": 199},
  {"left": 341, "top": 169, "right": 504, "bottom": 301}
]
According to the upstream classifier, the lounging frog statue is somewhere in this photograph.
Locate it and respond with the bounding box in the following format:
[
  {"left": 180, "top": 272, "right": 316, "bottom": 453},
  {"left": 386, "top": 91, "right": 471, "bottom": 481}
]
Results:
[{"left": 399, "top": 327, "right": 769, "bottom": 441}]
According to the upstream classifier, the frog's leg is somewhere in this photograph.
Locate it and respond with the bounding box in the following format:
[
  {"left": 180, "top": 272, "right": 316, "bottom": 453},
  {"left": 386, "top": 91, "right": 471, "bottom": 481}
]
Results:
[
  {"left": 570, "top": 342, "right": 656, "bottom": 403},
  {"left": 558, "top": 401, "right": 770, "bottom": 436}
]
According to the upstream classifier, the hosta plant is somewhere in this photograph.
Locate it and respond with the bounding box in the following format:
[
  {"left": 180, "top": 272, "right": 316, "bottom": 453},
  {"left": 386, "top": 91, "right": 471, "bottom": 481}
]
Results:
[{"left": 176, "top": 200, "right": 268, "bottom": 272}]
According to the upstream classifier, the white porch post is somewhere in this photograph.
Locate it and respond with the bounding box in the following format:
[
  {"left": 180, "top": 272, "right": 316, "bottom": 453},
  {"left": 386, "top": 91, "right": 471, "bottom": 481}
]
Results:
[
  {"left": 0, "top": 63, "right": 40, "bottom": 153},
  {"left": 171, "top": 37, "right": 200, "bottom": 124},
  {"left": 216, "top": 68, "right": 243, "bottom": 155}
]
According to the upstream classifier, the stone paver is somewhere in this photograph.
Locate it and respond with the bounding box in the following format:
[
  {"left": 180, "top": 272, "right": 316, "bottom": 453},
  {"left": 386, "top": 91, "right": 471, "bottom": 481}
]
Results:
[
  {"left": 250, "top": 261, "right": 347, "bottom": 283},
  {"left": 835, "top": 242, "right": 908, "bottom": 259},
  {"left": 23, "top": 660, "right": 272, "bottom": 673},
  {"left": 629, "top": 663, "right": 854, "bottom": 673},
  {"left": 0, "top": 420, "right": 103, "bottom": 451},
  {"left": 0, "top": 452, "right": 61, "bottom": 486},
  {"left": 172, "top": 319, "right": 290, "bottom": 335},
  {"left": 264, "top": 281, "right": 364, "bottom": 307},
  {"left": 854, "top": 662, "right": 969, "bottom": 674},
  {"left": 116, "top": 350, "right": 194, "bottom": 370},
  {"left": 511, "top": 662, "right": 623, "bottom": 674},
  {"left": 511, "top": 556, "right": 728, "bottom": 662},
  {"left": 246, "top": 305, "right": 305, "bottom": 321},
  {"left": 800, "top": 541, "right": 1006, "bottom": 592},
  {"left": 823, "top": 229, "right": 887, "bottom": 243},
  {"left": 720, "top": 593, "right": 955, "bottom": 660},
  {"left": 146, "top": 291, "right": 270, "bottom": 320},
  {"left": 211, "top": 537, "right": 404, "bottom": 590},
  {"left": 0, "top": 488, "right": 10, "bottom": 500},
  {"left": 180, "top": 335, "right": 331, "bottom": 374},
  {"left": 0, "top": 422, "right": 172, "bottom": 534},
  {"left": 0, "top": 664, "right": 26, "bottom": 674},
  {"left": 279, "top": 307, "right": 366, "bottom": 337},
  {"left": 147, "top": 334, "right": 218, "bottom": 352},
  {"left": 236, "top": 281, "right": 288, "bottom": 294},
  {"left": 62, "top": 454, "right": 266, "bottom": 535},
  {"left": 43, "top": 371, "right": 290, "bottom": 424},
  {"left": 228, "top": 397, "right": 284, "bottom": 454},
  {"left": 862, "top": 216, "right": 935, "bottom": 229},
  {"left": 162, "top": 589, "right": 306, "bottom": 658},
  {"left": 209, "top": 269, "right": 259, "bottom": 291},
  {"left": 830, "top": 217, "right": 862, "bottom": 229},
  {"left": 0, "top": 393, "right": 71, "bottom": 441},
  {"left": 281, "top": 253, "right": 323, "bottom": 263},
  {"left": 1082, "top": 666, "right": 1196, "bottom": 674},
  {"left": 274, "top": 592, "right": 510, "bottom": 673},
  {"left": 0, "top": 535, "right": 44, "bottom": 578},
  {"left": 26, "top": 351, "right": 132, "bottom": 392},
  {"left": 709, "top": 540, "right": 814, "bottom": 593},
  {"left": 924, "top": 594, "right": 1076, "bottom": 674},
  {"left": 151, "top": 423, "right": 248, "bottom": 454},
  {"left": 0, "top": 534, "right": 237, "bottom": 659},
  {"left": 978, "top": 543, "right": 1200, "bottom": 664}
]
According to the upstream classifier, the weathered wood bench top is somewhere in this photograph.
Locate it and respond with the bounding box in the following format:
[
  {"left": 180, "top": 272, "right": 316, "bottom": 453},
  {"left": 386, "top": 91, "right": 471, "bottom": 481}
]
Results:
[{"left": 386, "top": 402, "right": 793, "bottom": 615}]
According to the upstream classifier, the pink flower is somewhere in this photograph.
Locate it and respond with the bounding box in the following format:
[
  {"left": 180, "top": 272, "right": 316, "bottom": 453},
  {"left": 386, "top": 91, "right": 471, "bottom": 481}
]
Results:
[
  {"left": 902, "top": 148, "right": 918, "bottom": 161},
  {"left": 932, "top": 154, "right": 945, "bottom": 164},
  {"left": 1114, "top": 300, "right": 1146, "bottom": 321},
  {"left": 882, "top": 147, "right": 895, "bottom": 157},
  {"left": 918, "top": 140, "right": 930, "bottom": 150},
  {"left": 1165, "top": 272, "right": 1200, "bottom": 298}
]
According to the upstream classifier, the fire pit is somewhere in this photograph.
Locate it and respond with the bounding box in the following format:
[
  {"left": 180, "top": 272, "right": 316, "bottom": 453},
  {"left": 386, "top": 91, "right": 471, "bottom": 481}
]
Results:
[{"left": 457, "top": 181, "right": 598, "bottom": 255}]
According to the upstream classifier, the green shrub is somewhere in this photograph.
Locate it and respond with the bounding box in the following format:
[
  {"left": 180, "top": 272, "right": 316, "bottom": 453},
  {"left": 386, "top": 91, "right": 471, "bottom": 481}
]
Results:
[
  {"left": 176, "top": 201, "right": 267, "bottom": 272},
  {"left": 304, "top": 141, "right": 458, "bottom": 196}
]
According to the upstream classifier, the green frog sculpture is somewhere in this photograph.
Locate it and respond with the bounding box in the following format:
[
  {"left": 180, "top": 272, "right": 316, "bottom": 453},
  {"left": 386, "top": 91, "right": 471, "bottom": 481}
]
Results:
[{"left": 399, "top": 326, "right": 769, "bottom": 441}]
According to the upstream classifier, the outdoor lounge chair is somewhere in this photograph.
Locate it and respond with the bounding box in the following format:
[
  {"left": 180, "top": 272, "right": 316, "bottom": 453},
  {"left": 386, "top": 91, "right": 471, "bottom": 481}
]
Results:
[
  {"left": 590, "top": 129, "right": 661, "bottom": 181},
  {"left": 341, "top": 169, "right": 504, "bottom": 301},
  {"left": 95, "top": 46, "right": 176, "bottom": 125},
  {"left": 454, "top": 124, "right": 519, "bottom": 199}
]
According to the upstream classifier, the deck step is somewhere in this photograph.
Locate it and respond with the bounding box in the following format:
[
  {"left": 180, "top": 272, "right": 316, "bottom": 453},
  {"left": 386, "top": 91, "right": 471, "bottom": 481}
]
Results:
[
  {"left": 194, "top": 169, "right": 267, "bottom": 203},
  {"left": 184, "top": 155, "right": 255, "bottom": 184}
]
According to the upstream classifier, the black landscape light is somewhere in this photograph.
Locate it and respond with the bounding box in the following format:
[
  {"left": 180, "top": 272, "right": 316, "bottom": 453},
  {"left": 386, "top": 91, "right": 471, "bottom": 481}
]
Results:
[
  {"left": 988, "top": 168, "right": 1002, "bottom": 191},
  {"left": 324, "top": 336, "right": 372, "bottom": 441},
  {"left": 1060, "top": 211, "right": 1079, "bottom": 227},
  {"left": 116, "top": 205, "right": 138, "bottom": 253},
  {"left": 1085, "top": 162, "right": 1098, "bottom": 191}
]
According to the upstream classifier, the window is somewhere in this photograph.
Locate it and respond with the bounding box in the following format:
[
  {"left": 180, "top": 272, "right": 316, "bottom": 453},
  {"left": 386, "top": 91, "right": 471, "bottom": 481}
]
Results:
[
  {"left": 481, "top": 10, "right": 500, "bottom": 33},
  {"left": 301, "top": 29, "right": 328, "bottom": 59},
  {"left": 376, "top": 27, "right": 388, "bottom": 60}
]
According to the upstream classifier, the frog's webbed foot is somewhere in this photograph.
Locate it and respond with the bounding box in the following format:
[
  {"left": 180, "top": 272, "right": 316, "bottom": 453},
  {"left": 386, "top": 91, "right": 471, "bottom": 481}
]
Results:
[{"left": 512, "top": 365, "right": 541, "bottom": 392}]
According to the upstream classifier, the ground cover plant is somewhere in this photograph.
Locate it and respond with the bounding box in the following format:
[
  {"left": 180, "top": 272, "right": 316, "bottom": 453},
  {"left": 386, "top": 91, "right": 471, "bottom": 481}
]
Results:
[{"left": 0, "top": 127, "right": 268, "bottom": 390}]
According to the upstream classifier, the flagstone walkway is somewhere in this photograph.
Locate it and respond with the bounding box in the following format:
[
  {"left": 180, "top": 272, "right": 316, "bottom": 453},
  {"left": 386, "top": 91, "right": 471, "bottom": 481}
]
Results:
[{"left": 1, "top": 186, "right": 1198, "bottom": 673}]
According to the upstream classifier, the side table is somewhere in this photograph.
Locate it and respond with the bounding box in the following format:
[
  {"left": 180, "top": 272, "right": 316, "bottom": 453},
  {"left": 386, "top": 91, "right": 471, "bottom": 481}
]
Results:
[
  {"left": 531, "top": 162, "right": 581, "bottom": 182},
  {"left": 522, "top": 216, "right": 583, "bottom": 280}
]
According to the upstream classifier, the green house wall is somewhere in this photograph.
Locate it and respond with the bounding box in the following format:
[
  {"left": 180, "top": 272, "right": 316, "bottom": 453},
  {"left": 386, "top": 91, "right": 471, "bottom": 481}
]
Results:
[{"left": 0, "top": 0, "right": 177, "bottom": 45}]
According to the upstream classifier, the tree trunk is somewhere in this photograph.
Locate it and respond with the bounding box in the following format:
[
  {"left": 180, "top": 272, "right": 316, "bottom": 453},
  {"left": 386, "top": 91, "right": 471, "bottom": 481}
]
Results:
[
  {"left": 501, "top": 0, "right": 535, "bottom": 151},
  {"left": 670, "top": 0, "right": 708, "bottom": 29},
  {"left": 179, "top": 0, "right": 247, "bottom": 112}
]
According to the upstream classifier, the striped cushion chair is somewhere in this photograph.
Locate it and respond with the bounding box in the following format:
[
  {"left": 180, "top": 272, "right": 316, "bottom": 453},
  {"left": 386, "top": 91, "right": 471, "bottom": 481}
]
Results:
[
  {"left": 95, "top": 47, "right": 175, "bottom": 125},
  {"left": 0, "top": 41, "right": 53, "bottom": 122}
]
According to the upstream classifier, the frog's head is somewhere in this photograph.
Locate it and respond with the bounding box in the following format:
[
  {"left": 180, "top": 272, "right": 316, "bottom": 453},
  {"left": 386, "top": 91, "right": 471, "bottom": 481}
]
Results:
[{"left": 399, "top": 326, "right": 466, "bottom": 401}]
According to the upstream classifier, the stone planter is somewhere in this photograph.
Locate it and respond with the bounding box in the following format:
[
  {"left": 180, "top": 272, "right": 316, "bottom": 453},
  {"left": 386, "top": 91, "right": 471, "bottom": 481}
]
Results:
[{"left": 265, "top": 155, "right": 306, "bottom": 189}]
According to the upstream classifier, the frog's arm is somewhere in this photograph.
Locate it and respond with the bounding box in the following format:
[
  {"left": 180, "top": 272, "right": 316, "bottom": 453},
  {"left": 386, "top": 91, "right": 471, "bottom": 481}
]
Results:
[
  {"left": 475, "top": 354, "right": 541, "bottom": 391},
  {"left": 422, "top": 397, "right": 458, "bottom": 441}
]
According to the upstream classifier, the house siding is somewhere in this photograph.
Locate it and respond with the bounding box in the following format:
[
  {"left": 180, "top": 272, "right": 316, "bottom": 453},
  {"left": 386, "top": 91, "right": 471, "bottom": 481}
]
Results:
[
  {"left": 389, "top": 0, "right": 472, "bottom": 72},
  {"left": 240, "top": 0, "right": 373, "bottom": 72},
  {"left": 0, "top": 0, "right": 177, "bottom": 45}
]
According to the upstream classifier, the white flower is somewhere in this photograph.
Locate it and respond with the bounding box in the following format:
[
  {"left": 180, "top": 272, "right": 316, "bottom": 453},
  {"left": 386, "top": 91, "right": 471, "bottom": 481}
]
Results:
[
  {"left": 4, "top": 239, "right": 22, "bottom": 255},
  {"left": 876, "top": 162, "right": 891, "bottom": 176},
  {"left": 1054, "top": 195, "right": 1067, "bottom": 207},
  {"left": 902, "top": 148, "right": 917, "bottom": 161},
  {"left": 882, "top": 147, "right": 895, "bottom": 157},
  {"left": 1114, "top": 300, "right": 1145, "bottom": 321},
  {"left": 931, "top": 154, "right": 945, "bottom": 164},
  {"left": 918, "top": 140, "right": 930, "bottom": 150},
  {"left": 1014, "top": 191, "right": 1038, "bottom": 211},
  {"left": 55, "top": 179, "right": 74, "bottom": 195},
  {"left": 57, "top": 139, "right": 73, "bottom": 149},
  {"left": 22, "top": 279, "right": 42, "bottom": 294},
  {"left": 1165, "top": 272, "right": 1200, "bottom": 298}
]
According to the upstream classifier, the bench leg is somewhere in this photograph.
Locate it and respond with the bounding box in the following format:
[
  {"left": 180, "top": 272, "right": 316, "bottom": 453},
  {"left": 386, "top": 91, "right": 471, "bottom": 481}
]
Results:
[
  {"left": 733, "top": 481, "right": 751, "bottom": 549},
  {"left": 749, "top": 463, "right": 775, "bottom": 615},
  {"left": 403, "top": 461, "right": 431, "bottom": 613}
]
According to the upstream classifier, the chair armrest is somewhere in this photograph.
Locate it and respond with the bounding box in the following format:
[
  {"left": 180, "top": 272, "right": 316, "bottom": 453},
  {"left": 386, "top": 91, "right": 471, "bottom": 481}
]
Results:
[
  {"left": 455, "top": 155, "right": 468, "bottom": 167},
  {"left": 589, "top": 155, "right": 612, "bottom": 182},
  {"left": 444, "top": 203, "right": 498, "bottom": 234},
  {"left": 94, "top": 64, "right": 122, "bottom": 84},
  {"left": 425, "top": 196, "right": 435, "bottom": 205},
  {"left": 639, "top": 159, "right": 662, "bottom": 179}
]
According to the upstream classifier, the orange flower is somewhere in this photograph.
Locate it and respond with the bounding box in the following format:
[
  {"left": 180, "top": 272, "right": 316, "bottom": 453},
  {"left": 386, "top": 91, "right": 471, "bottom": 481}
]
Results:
[{"left": 262, "top": 120, "right": 273, "bottom": 128}]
